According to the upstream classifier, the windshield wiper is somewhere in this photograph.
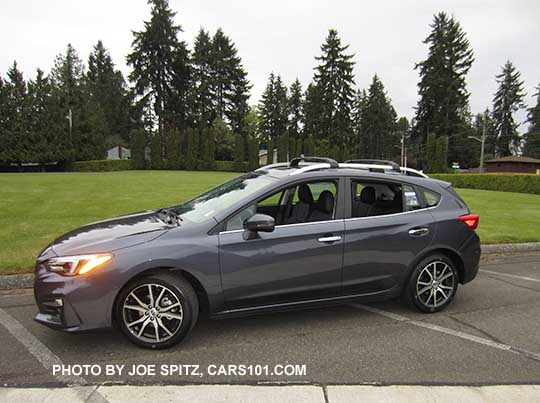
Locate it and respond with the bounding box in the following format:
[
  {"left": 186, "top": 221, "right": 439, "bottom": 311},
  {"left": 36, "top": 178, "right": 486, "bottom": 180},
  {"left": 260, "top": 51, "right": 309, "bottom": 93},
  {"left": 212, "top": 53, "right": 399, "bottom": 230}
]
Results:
[{"left": 156, "top": 208, "right": 183, "bottom": 226}]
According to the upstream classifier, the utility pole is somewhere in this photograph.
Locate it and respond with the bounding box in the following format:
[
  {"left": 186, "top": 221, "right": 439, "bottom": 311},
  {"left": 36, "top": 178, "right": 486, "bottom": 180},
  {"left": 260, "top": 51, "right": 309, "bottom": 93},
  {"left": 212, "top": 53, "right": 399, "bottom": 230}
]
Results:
[{"left": 468, "top": 109, "right": 487, "bottom": 173}]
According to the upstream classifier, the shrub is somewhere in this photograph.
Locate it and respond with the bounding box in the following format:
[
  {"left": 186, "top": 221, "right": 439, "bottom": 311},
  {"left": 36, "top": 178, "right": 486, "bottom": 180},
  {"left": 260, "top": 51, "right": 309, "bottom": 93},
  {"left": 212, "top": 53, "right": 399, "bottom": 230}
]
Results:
[
  {"left": 71, "top": 159, "right": 132, "bottom": 172},
  {"left": 215, "top": 160, "right": 248, "bottom": 172},
  {"left": 431, "top": 173, "right": 540, "bottom": 195}
]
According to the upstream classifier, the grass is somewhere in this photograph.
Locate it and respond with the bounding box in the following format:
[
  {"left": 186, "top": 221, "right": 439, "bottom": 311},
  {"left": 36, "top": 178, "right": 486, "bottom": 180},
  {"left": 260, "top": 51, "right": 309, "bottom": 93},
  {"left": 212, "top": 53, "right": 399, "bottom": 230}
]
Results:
[{"left": 0, "top": 171, "right": 539, "bottom": 275}]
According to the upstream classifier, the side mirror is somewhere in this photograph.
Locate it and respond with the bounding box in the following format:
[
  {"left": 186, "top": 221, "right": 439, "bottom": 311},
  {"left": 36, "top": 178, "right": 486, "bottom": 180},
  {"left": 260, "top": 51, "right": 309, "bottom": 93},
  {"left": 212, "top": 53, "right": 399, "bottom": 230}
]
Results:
[{"left": 244, "top": 213, "right": 275, "bottom": 233}]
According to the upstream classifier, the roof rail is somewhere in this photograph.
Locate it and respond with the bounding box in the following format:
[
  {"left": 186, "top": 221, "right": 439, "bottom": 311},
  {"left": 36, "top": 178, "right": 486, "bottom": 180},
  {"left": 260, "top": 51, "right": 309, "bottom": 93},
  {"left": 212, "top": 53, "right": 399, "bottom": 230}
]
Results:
[
  {"left": 255, "top": 162, "right": 289, "bottom": 171},
  {"left": 345, "top": 159, "right": 400, "bottom": 171},
  {"left": 290, "top": 156, "right": 339, "bottom": 168}
]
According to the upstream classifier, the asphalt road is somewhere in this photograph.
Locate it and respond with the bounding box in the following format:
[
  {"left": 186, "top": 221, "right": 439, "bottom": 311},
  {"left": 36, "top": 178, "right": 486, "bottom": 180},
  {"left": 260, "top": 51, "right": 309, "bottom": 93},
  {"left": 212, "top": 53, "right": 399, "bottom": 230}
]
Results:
[{"left": 1, "top": 252, "right": 540, "bottom": 387}]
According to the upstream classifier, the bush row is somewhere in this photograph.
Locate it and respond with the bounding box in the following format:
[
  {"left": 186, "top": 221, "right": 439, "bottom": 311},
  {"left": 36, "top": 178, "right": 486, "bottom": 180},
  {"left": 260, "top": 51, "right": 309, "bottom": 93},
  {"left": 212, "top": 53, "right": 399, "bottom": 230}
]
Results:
[
  {"left": 70, "top": 159, "right": 249, "bottom": 173},
  {"left": 71, "top": 159, "right": 133, "bottom": 172},
  {"left": 431, "top": 173, "right": 540, "bottom": 195}
]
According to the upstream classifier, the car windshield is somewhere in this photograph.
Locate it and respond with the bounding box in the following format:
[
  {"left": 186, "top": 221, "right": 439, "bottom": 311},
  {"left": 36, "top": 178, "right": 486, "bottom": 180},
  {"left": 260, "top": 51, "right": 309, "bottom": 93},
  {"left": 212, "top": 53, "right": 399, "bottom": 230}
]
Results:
[{"left": 172, "top": 173, "right": 277, "bottom": 223}]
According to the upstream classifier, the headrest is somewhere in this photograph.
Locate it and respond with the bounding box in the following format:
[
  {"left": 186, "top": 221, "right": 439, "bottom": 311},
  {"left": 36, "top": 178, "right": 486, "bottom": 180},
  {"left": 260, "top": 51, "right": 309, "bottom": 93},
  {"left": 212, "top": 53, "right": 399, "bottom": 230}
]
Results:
[
  {"left": 298, "top": 184, "right": 314, "bottom": 204},
  {"left": 360, "top": 186, "right": 376, "bottom": 204},
  {"left": 317, "top": 190, "right": 334, "bottom": 214}
]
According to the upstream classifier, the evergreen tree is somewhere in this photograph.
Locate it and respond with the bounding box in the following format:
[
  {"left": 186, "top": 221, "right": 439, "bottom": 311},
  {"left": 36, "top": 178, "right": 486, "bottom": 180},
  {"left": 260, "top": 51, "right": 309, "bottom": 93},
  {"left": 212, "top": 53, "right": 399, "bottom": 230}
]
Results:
[
  {"left": 211, "top": 28, "right": 251, "bottom": 130},
  {"left": 412, "top": 12, "right": 474, "bottom": 163},
  {"left": 352, "top": 89, "right": 367, "bottom": 158},
  {"left": 259, "top": 73, "right": 288, "bottom": 145},
  {"left": 425, "top": 133, "right": 437, "bottom": 173},
  {"left": 359, "top": 75, "right": 397, "bottom": 160},
  {"left": 492, "top": 61, "right": 526, "bottom": 156},
  {"left": 288, "top": 79, "right": 303, "bottom": 143},
  {"left": 52, "top": 43, "right": 107, "bottom": 161},
  {"left": 212, "top": 117, "right": 234, "bottom": 160},
  {"left": 435, "top": 136, "right": 449, "bottom": 172},
  {"left": 150, "top": 132, "right": 162, "bottom": 169},
  {"left": 3, "top": 62, "right": 29, "bottom": 164},
  {"left": 27, "top": 69, "right": 68, "bottom": 166},
  {"left": 87, "top": 40, "right": 133, "bottom": 146},
  {"left": 0, "top": 75, "right": 8, "bottom": 162},
  {"left": 192, "top": 29, "right": 215, "bottom": 128},
  {"left": 199, "top": 126, "right": 216, "bottom": 170},
  {"left": 130, "top": 128, "right": 147, "bottom": 169},
  {"left": 247, "top": 138, "right": 259, "bottom": 171},
  {"left": 524, "top": 84, "right": 540, "bottom": 158},
  {"left": 127, "top": 0, "right": 190, "bottom": 155},
  {"left": 184, "top": 128, "right": 199, "bottom": 170},
  {"left": 233, "top": 132, "right": 245, "bottom": 169},
  {"left": 277, "top": 133, "right": 288, "bottom": 162},
  {"left": 303, "top": 83, "right": 322, "bottom": 141},
  {"left": 312, "top": 29, "right": 355, "bottom": 151},
  {"left": 165, "top": 128, "right": 183, "bottom": 169}
]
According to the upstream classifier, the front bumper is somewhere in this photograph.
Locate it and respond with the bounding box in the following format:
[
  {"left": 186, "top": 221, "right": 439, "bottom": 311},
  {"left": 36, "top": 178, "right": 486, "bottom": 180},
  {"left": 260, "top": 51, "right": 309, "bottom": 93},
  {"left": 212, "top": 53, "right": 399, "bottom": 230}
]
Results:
[{"left": 34, "top": 261, "right": 118, "bottom": 332}]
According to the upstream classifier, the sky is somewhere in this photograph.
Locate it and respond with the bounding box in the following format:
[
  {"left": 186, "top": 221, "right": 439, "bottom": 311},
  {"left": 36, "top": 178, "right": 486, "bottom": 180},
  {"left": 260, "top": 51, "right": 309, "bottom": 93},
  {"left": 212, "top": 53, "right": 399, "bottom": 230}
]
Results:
[{"left": 1, "top": 0, "right": 539, "bottom": 125}]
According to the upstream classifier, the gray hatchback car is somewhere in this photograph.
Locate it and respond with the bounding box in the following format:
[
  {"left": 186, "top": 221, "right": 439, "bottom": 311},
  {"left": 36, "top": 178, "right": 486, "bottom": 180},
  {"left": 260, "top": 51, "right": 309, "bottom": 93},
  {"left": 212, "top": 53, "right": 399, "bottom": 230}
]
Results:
[{"left": 34, "top": 157, "right": 481, "bottom": 348}]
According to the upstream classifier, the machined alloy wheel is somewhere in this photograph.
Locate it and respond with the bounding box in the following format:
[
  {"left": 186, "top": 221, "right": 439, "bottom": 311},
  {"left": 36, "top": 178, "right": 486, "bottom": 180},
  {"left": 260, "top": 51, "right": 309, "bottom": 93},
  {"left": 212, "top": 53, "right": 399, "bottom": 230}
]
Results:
[
  {"left": 404, "top": 254, "right": 459, "bottom": 313},
  {"left": 116, "top": 273, "right": 198, "bottom": 349},
  {"left": 122, "top": 283, "right": 184, "bottom": 343},
  {"left": 415, "top": 261, "right": 455, "bottom": 309}
]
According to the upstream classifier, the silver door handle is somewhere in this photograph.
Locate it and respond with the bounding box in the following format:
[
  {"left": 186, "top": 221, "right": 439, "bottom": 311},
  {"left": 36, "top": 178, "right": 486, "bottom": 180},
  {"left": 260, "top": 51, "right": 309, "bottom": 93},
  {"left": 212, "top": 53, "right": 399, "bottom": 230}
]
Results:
[
  {"left": 317, "top": 236, "right": 342, "bottom": 243},
  {"left": 408, "top": 227, "right": 429, "bottom": 237}
]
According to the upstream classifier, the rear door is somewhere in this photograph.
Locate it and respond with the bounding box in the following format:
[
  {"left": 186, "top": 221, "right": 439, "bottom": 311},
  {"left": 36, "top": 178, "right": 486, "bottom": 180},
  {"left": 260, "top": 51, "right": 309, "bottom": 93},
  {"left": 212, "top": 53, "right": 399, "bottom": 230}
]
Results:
[{"left": 342, "top": 178, "right": 436, "bottom": 296}]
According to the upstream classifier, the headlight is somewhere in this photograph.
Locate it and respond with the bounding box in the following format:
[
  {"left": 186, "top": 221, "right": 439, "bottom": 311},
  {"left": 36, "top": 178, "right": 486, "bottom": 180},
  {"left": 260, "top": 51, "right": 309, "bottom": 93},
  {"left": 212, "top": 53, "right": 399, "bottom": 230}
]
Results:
[{"left": 45, "top": 254, "right": 112, "bottom": 276}]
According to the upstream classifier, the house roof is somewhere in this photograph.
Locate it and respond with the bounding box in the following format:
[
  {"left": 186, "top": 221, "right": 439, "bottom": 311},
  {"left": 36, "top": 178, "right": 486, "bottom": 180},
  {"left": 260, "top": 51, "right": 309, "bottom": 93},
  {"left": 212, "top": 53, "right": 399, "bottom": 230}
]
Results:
[{"left": 485, "top": 156, "right": 540, "bottom": 164}]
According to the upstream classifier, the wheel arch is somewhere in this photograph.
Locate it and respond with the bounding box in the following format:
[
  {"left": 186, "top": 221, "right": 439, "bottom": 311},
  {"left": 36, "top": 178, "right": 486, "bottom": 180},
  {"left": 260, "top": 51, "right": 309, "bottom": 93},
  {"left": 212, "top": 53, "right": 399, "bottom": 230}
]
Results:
[
  {"left": 406, "top": 246, "right": 465, "bottom": 286},
  {"left": 111, "top": 266, "right": 210, "bottom": 326}
]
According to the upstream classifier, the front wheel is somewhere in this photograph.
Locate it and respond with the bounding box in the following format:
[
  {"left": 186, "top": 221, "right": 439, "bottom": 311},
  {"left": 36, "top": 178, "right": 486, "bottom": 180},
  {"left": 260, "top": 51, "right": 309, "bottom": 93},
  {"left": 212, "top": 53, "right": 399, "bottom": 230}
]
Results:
[
  {"left": 404, "top": 254, "right": 458, "bottom": 313},
  {"left": 116, "top": 273, "right": 199, "bottom": 349}
]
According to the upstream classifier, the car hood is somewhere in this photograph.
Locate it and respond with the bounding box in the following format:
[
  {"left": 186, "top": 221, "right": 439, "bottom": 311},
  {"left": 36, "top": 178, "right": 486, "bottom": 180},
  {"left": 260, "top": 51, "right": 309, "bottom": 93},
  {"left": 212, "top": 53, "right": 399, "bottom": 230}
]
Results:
[{"left": 49, "top": 210, "right": 172, "bottom": 257}]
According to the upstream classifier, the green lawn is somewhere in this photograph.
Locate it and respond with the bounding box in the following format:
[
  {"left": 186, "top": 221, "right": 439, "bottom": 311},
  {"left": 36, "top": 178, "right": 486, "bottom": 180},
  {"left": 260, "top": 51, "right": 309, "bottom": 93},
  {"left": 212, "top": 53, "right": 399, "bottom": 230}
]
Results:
[{"left": 0, "top": 171, "right": 539, "bottom": 275}]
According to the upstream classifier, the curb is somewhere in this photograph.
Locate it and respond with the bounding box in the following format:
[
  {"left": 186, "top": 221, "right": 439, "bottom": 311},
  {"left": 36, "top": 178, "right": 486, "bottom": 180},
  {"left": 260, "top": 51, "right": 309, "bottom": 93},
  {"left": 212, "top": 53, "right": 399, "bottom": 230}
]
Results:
[{"left": 1, "top": 242, "right": 539, "bottom": 291}]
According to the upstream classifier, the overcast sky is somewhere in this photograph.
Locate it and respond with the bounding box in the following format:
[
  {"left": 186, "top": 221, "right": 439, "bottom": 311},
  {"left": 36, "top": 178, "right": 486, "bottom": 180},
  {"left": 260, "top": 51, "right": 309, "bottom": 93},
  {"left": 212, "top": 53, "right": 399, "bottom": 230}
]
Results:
[{"left": 1, "top": 0, "right": 539, "bottom": 125}]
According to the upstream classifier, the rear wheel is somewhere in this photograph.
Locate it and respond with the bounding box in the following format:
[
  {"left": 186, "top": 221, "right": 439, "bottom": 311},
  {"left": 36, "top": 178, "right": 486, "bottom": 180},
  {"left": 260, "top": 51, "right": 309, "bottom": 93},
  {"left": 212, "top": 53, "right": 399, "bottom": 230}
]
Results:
[
  {"left": 404, "top": 254, "right": 458, "bottom": 313},
  {"left": 116, "top": 273, "right": 198, "bottom": 349}
]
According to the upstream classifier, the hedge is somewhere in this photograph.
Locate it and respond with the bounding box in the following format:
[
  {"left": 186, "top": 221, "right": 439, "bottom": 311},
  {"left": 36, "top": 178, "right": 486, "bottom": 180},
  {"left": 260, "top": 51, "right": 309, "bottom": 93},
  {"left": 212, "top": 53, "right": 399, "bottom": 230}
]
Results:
[
  {"left": 70, "top": 159, "right": 248, "bottom": 173},
  {"left": 71, "top": 159, "right": 132, "bottom": 172},
  {"left": 431, "top": 173, "right": 540, "bottom": 195}
]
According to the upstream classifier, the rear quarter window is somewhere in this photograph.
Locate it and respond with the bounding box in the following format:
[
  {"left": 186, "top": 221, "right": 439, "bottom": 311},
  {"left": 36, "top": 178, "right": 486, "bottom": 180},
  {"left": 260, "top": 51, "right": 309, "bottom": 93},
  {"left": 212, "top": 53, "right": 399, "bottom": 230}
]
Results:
[{"left": 420, "top": 188, "right": 441, "bottom": 207}]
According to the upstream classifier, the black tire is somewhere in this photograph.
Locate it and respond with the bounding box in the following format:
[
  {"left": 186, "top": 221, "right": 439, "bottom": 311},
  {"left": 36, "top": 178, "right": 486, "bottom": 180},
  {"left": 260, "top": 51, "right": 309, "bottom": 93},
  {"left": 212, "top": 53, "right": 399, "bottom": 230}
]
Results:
[
  {"left": 116, "top": 272, "right": 199, "bottom": 349},
  {"left": 403, "top": 254, "right": 458, "bottom": 313}
]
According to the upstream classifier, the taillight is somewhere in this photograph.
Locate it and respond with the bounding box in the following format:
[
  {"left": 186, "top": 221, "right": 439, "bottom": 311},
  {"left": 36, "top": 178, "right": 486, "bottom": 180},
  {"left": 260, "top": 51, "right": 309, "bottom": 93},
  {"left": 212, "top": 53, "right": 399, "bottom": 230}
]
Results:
[{"left": 460, "top": 214, "right": 479, "bottom": 230}]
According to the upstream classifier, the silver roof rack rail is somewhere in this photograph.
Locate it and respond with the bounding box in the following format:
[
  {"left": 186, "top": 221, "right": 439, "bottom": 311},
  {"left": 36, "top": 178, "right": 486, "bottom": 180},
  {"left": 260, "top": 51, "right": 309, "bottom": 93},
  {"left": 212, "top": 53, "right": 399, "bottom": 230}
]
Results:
[
  {"left": 255, "top": 157, "right": 428, "bottom": 178},
  {"left": 255, "top": 162, "right": 290, "bottom": 172},
  {"left": 290, "top": 163, "right": 332, "bottom": 176}
]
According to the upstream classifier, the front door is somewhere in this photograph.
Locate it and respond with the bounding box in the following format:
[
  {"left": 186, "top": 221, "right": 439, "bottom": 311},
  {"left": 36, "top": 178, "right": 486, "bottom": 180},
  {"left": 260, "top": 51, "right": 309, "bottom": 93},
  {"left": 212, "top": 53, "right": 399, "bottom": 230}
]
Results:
[{"left": 218, "top": 179, "right": 344, "bottom": 310}]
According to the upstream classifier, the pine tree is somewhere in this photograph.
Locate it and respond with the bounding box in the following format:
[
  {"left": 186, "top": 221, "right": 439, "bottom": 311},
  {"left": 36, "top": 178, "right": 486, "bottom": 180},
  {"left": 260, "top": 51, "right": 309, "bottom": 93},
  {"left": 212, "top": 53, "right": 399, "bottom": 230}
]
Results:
[
  {"left": 412, "top": 12, "right": 474, "bottom": 163},
  {"left": 247, "top": 138, "right": 259, "bottom": 171},
  {"left": 277, "top": 133, "right": 288, "bottom": 162},
  {"left": 303, "top": 83, "right": 322, "bottom": 141},
  {"left": 288, "top": 79, "right": 303, "bottom": 143},
  {"left": 259, "top": 73, "right": 288, "bottom": 146},
  {"left": 352, "top": 89, "right": 367, "bottom": 158},
  {"left": 0, "top": 75, "right": 8, "bottom": 162},
  {"left": 127, "top": 0, "right": 190, "bottom": 155},
  {"left": 312, "top": 29, "right": 355, "bottom": 151},
  {"left": 435, "top": 136, "right": 449, "bottom": 172},
  {"left": 184, "top": 128, "right": 199, "bottom": 170},
  {"left": 130, "top": 128, "right": 147, "bottom": 169},
  {"left": 150, "top": 132, "right": 162, "bottom": 169},
  {"left": 524, "top": 84, "right": 540, "bottom": 158},
  {"left": 359, "top": 75, "right": 397, "bottom": 160},
  {"left": 3, "top": 62, "right": 29, "bottom": 164},
  {"left": 492, "top": 61, "right": 526, "bottom": 156},
  {"left": 27, "top": 69, "right": 67, "bottom": 167},
  {"left": 165, "top": 128, "right": 183, "bottom": 169},
  {"left": 234, "top": 132, "right": 245, "bottom": 169},
  {"left": 87, "top": 40, "right": 133, "bottom": 146},
  {"left": 192, "top": 29, "right": 215, "bottom": 128},
  {"left": 211, "top": 28, "right": 251, "bottom": 130}
]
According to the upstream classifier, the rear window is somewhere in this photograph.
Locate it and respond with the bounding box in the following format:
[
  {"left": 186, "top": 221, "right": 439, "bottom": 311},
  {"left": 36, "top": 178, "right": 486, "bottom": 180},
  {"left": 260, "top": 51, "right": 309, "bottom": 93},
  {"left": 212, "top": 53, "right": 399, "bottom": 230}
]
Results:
[{"left": 420, "top": 188, "right": 441, "bottom": 207}]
